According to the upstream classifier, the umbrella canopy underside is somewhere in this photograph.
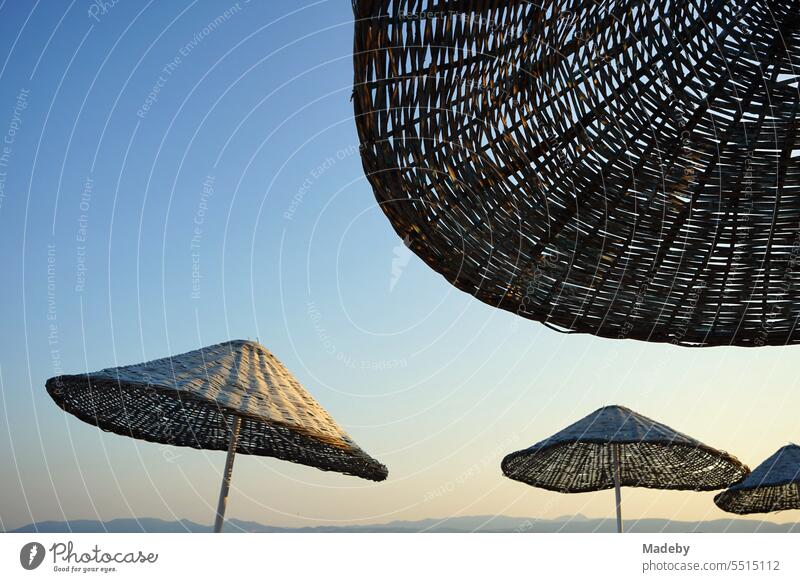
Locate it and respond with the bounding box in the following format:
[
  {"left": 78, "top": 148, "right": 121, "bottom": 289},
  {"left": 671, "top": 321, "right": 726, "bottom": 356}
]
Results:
[
  {"left": 502, "top": 440, "right": 747, "bottom": 493},
  {"left": 714, "top": 482, "right": 800, "bottom": 515},
  {"left": 46, "top": 340, "right": 388, "bottom": 482},
  {"left": 502, "top": 406, "right": 748, "bottom": 492},
  {"left": 714, "top": 444, "right": 800, "bottom": 514},
  {"left": 352, "top": 0, "right": 800, "bottom": 346}
]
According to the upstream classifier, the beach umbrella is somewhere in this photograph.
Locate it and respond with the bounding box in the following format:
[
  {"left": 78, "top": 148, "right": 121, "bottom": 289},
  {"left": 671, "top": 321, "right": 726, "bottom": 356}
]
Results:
[
  {"left": 352, "top": 1, "right": 800, "bottom": 347},
  {"left": 501, "top": 405, "right": 748, "bottom": 532},
  {"left": 714, "top": 444, "right": 800, "bottom": 515},
  {"left": 45, "top": 339, "right": 388, "bottom": 532}
]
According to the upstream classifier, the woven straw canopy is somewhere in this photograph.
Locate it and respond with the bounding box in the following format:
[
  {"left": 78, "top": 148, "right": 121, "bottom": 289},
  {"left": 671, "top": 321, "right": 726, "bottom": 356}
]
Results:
[
  {"left": 46, "top": 340, "right": 388, "bottom": 482},
  {"left": 714, "top": 444, "right": 800, "bottom": 514},
  {"left": 353, "top": 0, "right": 800, "bottom": 346},
  {"left": 502, "top": 405, "right": 748, "bottom": 492}
]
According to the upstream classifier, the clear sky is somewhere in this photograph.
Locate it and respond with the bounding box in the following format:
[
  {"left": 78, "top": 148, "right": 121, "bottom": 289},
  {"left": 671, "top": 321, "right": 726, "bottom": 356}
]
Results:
[{"left": 0, "top": 0, "right": 798, "bottom": 532}]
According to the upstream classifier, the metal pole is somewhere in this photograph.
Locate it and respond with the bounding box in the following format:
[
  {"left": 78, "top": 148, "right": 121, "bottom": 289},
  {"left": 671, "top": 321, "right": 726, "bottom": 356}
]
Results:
[
  {"left": 213, "top": 415, "right": 242, "bottom": 533},
  {"left": 612, "top": 443, "right": 623, "bottom": 533}
]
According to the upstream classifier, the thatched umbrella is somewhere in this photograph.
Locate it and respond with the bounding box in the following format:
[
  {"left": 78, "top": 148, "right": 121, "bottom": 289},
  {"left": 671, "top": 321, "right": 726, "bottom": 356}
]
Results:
[
  {"left": 501, "top": 405, "right": 748, "bottom": 532},
  {"left": 46, "top": 339, "right": 388, "bottom": 532},
  {"left": 714, "top": 444, "right": 800, "bottom": 515},
  {"left": 352, "top": 1, "right": 800, "bottom": 347}
]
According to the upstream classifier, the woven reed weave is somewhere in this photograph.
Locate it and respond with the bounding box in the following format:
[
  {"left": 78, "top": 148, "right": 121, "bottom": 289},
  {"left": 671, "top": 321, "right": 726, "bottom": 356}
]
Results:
[
  {"left": 353, "top": 0, "right": 800, "bottom": 346},
  {"left": 714, "top": 444, "right": 800, "bottom": 514},
  {"left": 46, "top": 340, "right": 388, "bottom": 482},
  {"left": 502, "top": 406, "right": 748, "bottom": 492}
]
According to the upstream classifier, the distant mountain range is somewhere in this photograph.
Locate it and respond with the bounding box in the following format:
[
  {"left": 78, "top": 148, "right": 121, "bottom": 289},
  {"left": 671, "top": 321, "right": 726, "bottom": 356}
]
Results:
[{"left": 8, "top": 515, "right": 800, "bottom": 533}]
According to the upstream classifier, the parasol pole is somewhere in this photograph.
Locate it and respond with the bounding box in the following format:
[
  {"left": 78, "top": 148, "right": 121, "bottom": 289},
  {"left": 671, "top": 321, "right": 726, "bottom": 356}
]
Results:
[
  {"left": 612, "top": 443, "right": 623, "bottom": 533},
  {"left": 213, "top": 415, "right": 242, "bottom": 533}
]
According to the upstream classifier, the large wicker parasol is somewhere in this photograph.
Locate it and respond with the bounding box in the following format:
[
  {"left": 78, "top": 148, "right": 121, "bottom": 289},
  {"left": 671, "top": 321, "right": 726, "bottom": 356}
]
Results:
[
  {"left": 46, "top": 339, "right": 388, "bottom": 532},
  {"left": 714, "top": 444, "right": 800, "bottom": 515},
  {"left": 501, "top": 405, "right": 748, "bottom": 532},
  {"left": 352, "top": 1, "right": 800, "bottom": 346}
]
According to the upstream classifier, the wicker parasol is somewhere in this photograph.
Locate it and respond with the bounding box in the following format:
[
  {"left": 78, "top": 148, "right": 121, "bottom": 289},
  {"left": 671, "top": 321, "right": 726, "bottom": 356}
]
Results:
[
  {"left": 501, "top": 405, "right": 748, "bottom": 532},
  {"left": 714, "top": 444, "right": 800, "bottom": 515},
  {"left": 352, "top": 1, "right": 800, "bottom": 346},
  {"left": 46, "top": 339, "right": 388, "bottom": 532}
]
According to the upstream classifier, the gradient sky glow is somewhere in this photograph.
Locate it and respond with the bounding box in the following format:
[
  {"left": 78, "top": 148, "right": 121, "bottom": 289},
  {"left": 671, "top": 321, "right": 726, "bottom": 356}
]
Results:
[{"left": 1, "top": 0, "right": 799, "bottom": 532}]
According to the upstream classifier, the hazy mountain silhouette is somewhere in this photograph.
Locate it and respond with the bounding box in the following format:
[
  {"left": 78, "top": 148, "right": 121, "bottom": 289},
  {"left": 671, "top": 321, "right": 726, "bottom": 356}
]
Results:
[{"left": 8, "top": 515, "right": 799, "bottom": 533}]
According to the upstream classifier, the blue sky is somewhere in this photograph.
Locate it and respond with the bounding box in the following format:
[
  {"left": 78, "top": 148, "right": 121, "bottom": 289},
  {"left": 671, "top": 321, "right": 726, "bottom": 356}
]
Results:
[{"left": 1, "top": 0, "right": 799, "bottom": 532}]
